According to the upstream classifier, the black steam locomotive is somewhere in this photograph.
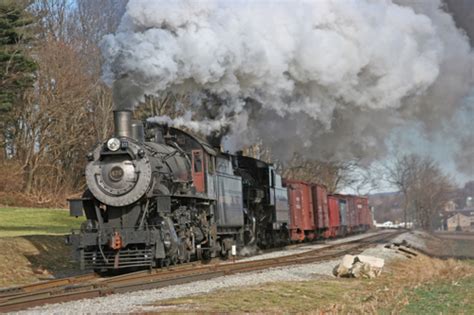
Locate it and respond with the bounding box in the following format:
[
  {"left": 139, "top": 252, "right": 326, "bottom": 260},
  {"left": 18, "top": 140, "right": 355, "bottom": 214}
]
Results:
[{"left": 68, "top": 110, "right": 289, "bottom": 271}]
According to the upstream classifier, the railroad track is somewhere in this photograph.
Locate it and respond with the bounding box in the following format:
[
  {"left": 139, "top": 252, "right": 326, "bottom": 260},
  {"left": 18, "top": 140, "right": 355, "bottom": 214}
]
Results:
[{"left": 0, "top": 231, "right": 401, "bottom": 313}]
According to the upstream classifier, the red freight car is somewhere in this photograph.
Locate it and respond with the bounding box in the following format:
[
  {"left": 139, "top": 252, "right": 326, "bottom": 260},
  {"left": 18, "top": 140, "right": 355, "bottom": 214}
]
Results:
[
  {"left": 285, "top": 180, "right": 315, "bottom": 241},
  {"left": 326, "top": 195, "right": 341, "bottom": 238},
  {"left": 346, "top": 195, "right": 359, "bottom": 233},
  {"left": 311, "top": 184, "right": 329, "bottom": 236},
  {"left": 364, "top": 198, "right": 373, "bottom": 228},
  {"left": 331, "top": 194, "right": 349, "bottom": 236},
  {"left": 355, "top": 196, "right": 372, "bottom": 230}
]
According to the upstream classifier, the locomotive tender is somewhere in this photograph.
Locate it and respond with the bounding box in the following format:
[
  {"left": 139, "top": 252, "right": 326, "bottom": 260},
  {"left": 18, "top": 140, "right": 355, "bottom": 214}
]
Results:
[{"left": 68, "top": 110, "right": 372, "bottom": 271}]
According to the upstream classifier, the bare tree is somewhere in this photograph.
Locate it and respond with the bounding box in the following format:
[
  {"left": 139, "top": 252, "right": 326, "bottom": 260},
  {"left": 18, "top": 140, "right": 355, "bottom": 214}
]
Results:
[
  {"left": 384, "top": 155, "right": 416, "bottom": 228},
  {"left": 280, "top": 153, "right": 379, "bottom": 194},
  {"left": 0, "top": 1, "right": 127, "bottom": 206},
  {"left": 385, "top": 154, "right": 454, "bottom": 230},
  {"left": 12, "top": 38, "right": 95, "bottom": 195},
  {"left": 134, "top": 93, "right": 189, "bottom": 120},
  {"left": 30, "top": 0, "right": 72, "bottom": 41}
]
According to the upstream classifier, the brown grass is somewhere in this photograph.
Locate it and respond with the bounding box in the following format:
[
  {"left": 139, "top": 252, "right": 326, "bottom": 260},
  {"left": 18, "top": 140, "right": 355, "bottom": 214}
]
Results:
[
  {"left": 361, "top": 256, "right": 474, "bottom": 312},
  {"left": 0, "top": 236, "right": 79, "bottom": 287}
]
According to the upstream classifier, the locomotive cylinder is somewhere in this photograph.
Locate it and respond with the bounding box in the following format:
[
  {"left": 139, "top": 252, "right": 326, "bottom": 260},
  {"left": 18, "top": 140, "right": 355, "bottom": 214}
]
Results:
[{"left": 113, "top": 110, "right": 132, "bottom": 138}]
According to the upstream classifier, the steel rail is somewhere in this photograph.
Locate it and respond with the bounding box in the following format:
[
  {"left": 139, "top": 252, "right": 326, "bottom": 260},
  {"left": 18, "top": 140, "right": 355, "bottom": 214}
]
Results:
[
  {"left": 0, "top": 273, "right": 98, "bottom": 300},
  {"left": 0, "top": 231, "right": 401, "bottom": 313}
]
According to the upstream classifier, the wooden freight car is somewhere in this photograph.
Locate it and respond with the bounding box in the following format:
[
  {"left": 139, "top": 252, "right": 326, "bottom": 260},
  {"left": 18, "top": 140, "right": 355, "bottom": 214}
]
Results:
[
  {"left": 284, "top": 180, "right": 316, "bottom": 241},
  {"left": 311, "top": 184, "right": 329, "bottom": 237},
  {"left": 355, "top": 196, "right": 372, "bottom": 231},
  {"left": 326, "top": 195, "right": 341, "bottom": 238}
]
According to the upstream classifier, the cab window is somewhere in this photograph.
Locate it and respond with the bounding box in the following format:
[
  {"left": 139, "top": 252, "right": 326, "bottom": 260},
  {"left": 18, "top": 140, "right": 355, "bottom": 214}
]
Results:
[{"left": 208, "top": 156, "right": 215, "bottom": 174}]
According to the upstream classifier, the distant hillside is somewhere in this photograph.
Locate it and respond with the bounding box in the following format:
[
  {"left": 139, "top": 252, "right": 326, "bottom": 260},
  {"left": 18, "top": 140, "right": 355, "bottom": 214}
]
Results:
[{"left": 368, "top": 181, "right": 474, "bottom": 224}]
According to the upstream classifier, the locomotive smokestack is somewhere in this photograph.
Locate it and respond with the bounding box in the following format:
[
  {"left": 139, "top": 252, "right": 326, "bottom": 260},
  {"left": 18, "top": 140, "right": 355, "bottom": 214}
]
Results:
[{"left": 113, "top": 110, "right": 132, "bottom": 138}]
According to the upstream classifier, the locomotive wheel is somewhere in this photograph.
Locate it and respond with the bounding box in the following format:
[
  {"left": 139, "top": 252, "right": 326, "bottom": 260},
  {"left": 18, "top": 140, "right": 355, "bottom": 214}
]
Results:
[
  {"left": 170, "top": 255, "right": 178, "bottom": 265},
  {"left": 220, "top": 249, "right": 230, "bottom": 260},
  {"left": 201, "top": 249, "right": 212, "bottom": 263},
  {"left": 179, "top": 250, "right": 191, "bottom": 264},
  {"left": 159, "top": 258, "right": 170, "bottom": 268}
]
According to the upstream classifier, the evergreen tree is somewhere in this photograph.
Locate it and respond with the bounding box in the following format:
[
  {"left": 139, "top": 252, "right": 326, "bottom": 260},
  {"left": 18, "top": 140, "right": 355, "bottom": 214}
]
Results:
[{"left": 0, "top": 0, "right": 36, "bottom": 114}]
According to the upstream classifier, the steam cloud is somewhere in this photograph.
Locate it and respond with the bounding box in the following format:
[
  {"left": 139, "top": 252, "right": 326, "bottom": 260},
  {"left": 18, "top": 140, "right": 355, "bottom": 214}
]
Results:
[
  {"left": 101, "top": 0, "right": 473, "bottom": 173},
  {"left": 147, "top": 111, "right": 227, "bottom": 136}
]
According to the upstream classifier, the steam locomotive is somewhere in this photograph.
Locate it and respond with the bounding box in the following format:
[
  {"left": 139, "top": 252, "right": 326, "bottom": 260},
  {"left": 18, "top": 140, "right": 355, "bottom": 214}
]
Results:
[{"left": 67, "top": 110, "right": 372, "bottom": 271}]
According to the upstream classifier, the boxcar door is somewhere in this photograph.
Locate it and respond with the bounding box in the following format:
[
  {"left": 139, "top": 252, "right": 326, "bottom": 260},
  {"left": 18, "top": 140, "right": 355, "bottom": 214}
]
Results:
[{"left": 192, "top": 149, "right": 205, "bottom": 193}]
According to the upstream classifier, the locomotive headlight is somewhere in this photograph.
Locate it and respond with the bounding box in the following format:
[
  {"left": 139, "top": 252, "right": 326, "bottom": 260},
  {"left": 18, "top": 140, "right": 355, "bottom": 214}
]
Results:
[{"left": 107, "top": 138, "right": 121, "bottom": 152}]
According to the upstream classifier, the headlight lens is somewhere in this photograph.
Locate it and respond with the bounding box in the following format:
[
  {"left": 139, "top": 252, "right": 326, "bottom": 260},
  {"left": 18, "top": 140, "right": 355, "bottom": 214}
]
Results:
[{"left": 107, "top": 138, "right": 121, "bottom": 151}]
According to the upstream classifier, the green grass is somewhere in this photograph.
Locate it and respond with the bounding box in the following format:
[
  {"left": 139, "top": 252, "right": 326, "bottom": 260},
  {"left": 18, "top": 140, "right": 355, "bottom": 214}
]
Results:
[
  {"left": 0, "top": 207, "right": 82, "bottom": 237},
  {"left": 400, "top": 276, "right": 474, "bottom": 314}
]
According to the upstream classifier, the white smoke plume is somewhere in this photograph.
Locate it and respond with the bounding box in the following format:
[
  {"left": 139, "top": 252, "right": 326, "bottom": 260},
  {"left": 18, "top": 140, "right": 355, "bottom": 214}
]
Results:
[
  {"left": 147, "top": 111, "right": 228, "bottom": 136},
  {"left": 101, "top": 0, "right": 473, "bottom": 172}
]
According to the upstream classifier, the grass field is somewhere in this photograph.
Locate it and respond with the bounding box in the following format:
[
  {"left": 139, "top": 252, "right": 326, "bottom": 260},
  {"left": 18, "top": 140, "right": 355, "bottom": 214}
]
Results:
[{"left": 0, "top": 207, "right": 82, "bottom": 237}]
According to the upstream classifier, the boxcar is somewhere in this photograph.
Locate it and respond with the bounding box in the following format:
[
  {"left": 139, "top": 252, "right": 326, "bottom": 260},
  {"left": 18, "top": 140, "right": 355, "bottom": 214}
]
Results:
[
  {"left": 346, "top": 195, "right": 359, "bottom": 233},
  {"left": 334, "top": 195, "right": 348, "bottom": 236},
  {"left": 311, "top": 184, "right": 329, "bottom": 237},
  {"left": 285, "top": 180, "right": 315, "bottom": 241},
  {"left": 355, "top": 196, "right": 371, "bottom": 231},
  {"left": 326, "top": 195, "right": 340, "bottom": 238}
]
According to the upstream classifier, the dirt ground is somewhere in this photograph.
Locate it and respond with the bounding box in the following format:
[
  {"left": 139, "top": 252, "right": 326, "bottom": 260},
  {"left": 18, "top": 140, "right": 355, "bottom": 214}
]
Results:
[{"left": 0, "top": 236, "right": 83, "bottom": 288}]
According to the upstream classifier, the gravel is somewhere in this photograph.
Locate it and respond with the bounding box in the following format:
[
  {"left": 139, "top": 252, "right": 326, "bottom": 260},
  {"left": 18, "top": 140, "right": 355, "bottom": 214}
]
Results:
[
  {"left": 360, "top": 229, "right": 434, "bottom": 262},
  {"left": 391, "top": 230, "right": 432, "bottom": 251},
  {"left": 359, "top": 244, "right": 407, "bottom": 261},
  {"left": 13, "top": 230, "right": 399, "bottom": 315},
  {"left": 239, "top": 230, "right": 390, "bottom": 262}
]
